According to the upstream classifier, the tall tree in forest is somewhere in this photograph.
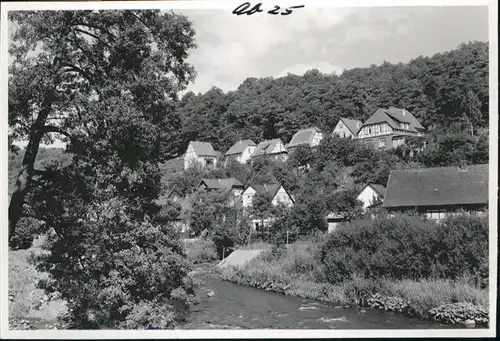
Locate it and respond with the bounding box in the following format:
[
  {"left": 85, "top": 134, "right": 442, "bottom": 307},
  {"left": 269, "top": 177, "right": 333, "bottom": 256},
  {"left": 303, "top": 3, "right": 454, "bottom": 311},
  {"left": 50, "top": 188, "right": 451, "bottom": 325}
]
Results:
[
  {"left": 460, "top": 89, "right": 483, "bottom": 136},
  {"left": 8, "top": 10, "right": 196, "bottom": 239}
]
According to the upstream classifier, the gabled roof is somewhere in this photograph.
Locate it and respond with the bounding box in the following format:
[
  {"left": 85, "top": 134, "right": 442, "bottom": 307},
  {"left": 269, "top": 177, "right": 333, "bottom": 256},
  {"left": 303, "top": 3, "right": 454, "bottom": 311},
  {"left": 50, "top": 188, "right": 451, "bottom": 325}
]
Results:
[
  {"left": 189, "top": 141, "right": 218, "bottom": 157},
  {"left": 244, "top": 183, "right": 294, "bottom": 203},
  {"left": 287, "top": 127, "right": 322, "bottom": 148},
  {"left": 252, "top": 139, "right": 287, "bottom": 157},
  {"left": 199, "top": 178, "right": 245, "bottom": 191},
  {"left": 225, "top": 139, "right": 257, "bottom": 156},
  {"left": 368, "top": 184, "right": 385, "bottom": 198},
  {"left": 363, "top": 108, "right": 424, "bottom": 133},
  {"left": 339, "top": 118, "right": 363, "bottom": 135},
  {"left": 383, "top": 164, "right": 488, "bottom": 208},
  {"left": 166, "top": 188, "right": 183, "bottom": 199}
]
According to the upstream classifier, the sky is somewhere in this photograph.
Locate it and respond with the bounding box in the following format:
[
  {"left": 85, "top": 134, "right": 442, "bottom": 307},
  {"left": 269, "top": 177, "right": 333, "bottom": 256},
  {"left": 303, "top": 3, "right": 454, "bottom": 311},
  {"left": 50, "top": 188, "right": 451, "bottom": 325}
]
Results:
[
  {"left": 6, "top": 5, "right": 489, "bottom": 149},
  {"left": 179, "top": 6, "right": 489, "bottom": 95}
]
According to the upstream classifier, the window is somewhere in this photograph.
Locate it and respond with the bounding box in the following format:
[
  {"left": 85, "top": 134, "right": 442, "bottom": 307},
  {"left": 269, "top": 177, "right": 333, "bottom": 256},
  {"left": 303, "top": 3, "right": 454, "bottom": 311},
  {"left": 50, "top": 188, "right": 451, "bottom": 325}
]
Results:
[{"left": 378, "top": 138, "right": 386, "bottom": 149}]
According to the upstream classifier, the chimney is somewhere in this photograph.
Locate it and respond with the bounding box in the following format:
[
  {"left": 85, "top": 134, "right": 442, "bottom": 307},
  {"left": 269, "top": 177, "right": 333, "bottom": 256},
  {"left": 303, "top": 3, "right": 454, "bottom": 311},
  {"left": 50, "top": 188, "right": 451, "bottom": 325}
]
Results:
[
  {"left": 356, "top": 121, "right": 361, "bottom": 128},
  {"left": 402, "top": 109, "right": 406, "bottom": 116}
]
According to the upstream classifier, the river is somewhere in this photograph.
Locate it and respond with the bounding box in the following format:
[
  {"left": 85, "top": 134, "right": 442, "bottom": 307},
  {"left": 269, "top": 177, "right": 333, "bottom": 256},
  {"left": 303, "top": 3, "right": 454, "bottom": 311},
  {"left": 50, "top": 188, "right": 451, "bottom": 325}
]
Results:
[{"left": 177, "top": 264, "right": 462, "bottom": 330}]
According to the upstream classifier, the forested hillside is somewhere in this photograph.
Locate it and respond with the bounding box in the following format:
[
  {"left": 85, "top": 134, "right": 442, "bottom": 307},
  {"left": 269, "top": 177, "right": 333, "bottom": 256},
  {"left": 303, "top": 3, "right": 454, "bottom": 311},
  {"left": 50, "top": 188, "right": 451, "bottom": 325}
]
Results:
[{"left": 175, "top": 41, "right": 488, "bottom": 154}]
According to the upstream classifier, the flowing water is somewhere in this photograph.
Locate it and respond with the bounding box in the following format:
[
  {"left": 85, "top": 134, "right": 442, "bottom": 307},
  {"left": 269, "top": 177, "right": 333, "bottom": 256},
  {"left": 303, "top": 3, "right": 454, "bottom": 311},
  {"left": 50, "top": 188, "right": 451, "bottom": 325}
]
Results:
[{"left": 177, "top": 264, "right": 464, "bottom": 330}]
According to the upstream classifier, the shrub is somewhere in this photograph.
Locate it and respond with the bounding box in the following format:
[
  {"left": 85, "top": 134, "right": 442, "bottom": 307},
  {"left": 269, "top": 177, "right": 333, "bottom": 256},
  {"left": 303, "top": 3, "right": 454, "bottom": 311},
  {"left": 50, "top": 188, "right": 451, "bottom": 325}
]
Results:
[
  {"left": 9, "top": 217, "right": 42, "bottom": 250},
  {"left": 185, "top": 239, "right": 218, "bottom": 264},
  {"left": 321, "top": 213, "right": 488, "bottom": 284}
]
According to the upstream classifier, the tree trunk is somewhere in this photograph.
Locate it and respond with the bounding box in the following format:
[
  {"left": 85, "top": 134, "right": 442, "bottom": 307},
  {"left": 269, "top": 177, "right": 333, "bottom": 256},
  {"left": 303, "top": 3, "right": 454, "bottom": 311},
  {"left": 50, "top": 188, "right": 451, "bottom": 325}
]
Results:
[{"left": 8, "top": 97, "right": 53, "bottom": 241}]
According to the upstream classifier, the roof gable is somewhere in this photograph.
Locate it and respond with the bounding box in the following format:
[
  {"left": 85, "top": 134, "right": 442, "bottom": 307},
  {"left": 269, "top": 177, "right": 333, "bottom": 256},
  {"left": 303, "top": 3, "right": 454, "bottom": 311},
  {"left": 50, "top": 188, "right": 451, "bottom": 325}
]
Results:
[
  {"left": 225, "top": 139, "right": 256, "bottom": 156},
  {"left": 339, "top": 118, "right": 363, "bottom": 135},
  {"left": 199, "top": 178, "right": 244, "bottom": 190},
  {"left": 363, "top": 108, "right": 424, "bottom": 132},
  {"left": 383, "top": 164, "right": 488, "bottom": 208},
  {"left": 190, "top": 141, "right": 218, "bottom": 157},
  {"left": 287, "top": 127, "right": 321, "bottom": 148},
  {"left": 359, "top": 183, "right": 386, "bottom": 198},
  {"left": 252, "top": 139, "right": 286, "bottom": 157}
]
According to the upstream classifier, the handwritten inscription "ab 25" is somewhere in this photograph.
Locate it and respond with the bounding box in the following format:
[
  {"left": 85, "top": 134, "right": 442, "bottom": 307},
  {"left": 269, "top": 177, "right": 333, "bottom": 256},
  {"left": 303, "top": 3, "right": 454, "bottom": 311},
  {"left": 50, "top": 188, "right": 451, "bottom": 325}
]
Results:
[{"left": 232, "top": 2, "right": 305, "bottom": 16}]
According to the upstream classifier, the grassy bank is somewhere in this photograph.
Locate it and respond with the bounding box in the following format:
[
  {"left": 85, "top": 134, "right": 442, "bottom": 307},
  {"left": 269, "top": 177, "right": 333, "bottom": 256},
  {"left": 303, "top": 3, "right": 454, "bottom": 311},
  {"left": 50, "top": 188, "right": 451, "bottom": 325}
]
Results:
[
  {"left": 219, "top": 235, "right": 489, "bottom": 326},
  {"left": 9, "top": 236, "right": 67, "bottom": 329}
]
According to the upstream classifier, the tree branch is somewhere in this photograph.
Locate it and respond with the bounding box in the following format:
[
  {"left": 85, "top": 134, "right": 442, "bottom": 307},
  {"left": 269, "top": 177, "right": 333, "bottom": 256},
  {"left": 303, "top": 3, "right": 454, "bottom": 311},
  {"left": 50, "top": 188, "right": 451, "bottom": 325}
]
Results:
[
  {"left": 74, "top": 27, "right": 111, "bottom": 48},
  {"left": 42, "top": 125, "right": 71, "bottom": 138}
]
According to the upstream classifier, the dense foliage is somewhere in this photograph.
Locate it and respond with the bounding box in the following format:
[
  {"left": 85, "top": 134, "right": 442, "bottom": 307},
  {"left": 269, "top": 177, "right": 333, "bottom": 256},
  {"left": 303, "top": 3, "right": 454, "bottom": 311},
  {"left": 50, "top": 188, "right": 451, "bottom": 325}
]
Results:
[
  {"left": 8, "top": 10, "right": 199, "bottom": 329},
  {"left": 320, "top": 213, "right": 488, "bottom": 287},
  {"left": 173, "top": 41, "right": 488, "bottom": 154}
]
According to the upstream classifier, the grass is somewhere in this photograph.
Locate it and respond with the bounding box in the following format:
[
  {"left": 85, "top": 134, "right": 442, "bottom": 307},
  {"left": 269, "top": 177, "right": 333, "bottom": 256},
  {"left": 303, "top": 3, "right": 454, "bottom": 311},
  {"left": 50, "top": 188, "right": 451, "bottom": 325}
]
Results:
[
  {"left": 219, "top": 236, "right": 489, "bottom": 324},
  {"left": 184, "top": 238, "right": 218, "bottom": 264},
  {"left": 9, "top": 236, "right": 67, "bottom": 322}
]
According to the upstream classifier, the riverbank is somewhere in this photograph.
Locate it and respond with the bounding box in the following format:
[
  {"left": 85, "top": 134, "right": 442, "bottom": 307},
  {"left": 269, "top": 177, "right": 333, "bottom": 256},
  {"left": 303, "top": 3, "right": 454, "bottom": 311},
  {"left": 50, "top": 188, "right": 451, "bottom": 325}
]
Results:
[{"left": 218, "top": 241, "right": 489, "bottom": 328}]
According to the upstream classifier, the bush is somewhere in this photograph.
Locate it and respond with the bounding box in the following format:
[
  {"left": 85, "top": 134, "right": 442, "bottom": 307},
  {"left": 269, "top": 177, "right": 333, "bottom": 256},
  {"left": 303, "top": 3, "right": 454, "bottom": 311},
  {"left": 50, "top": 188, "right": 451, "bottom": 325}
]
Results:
[
  {"left": 321, "top": 213, "right": 488, "bottom": 284},
  {"left": 185, "top": 239, "right": 218, "bottom": 264},
  {"left": 9, "top": 217, "right": 42, "bottom": 250}
]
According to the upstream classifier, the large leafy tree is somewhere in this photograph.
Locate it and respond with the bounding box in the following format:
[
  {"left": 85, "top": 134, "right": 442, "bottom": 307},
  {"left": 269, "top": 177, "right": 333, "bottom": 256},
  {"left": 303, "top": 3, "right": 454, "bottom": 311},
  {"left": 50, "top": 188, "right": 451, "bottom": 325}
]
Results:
[
  {"left": 8, "top": 10, "right": 198, "bottom": 328},
  {"left": 8, "top": 10, "right": 195, "bottom": 239}
]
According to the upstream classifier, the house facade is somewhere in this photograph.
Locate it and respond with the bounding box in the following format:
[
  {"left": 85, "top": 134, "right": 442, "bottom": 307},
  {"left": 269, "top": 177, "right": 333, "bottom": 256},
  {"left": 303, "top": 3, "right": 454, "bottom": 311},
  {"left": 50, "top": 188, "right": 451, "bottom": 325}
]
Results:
[
  {"left": 332, "top": 118, "right": 362, "bottom": 139},
  {"left": 242, "top": 183, "right": 294, "bottom": 209},
  {"left": 251, "top": 139, "right": 288, "bottom": 162},
  {"left": 383, "top": 164, "right": 488, "bottom": 221},
  {"left": 224, "top": 139, "right": 257, "bottom": 165},
  {"left": 197, "top": 178, "right": 245, "bottom": 204},
  {"left": 286, "top": 127, "right": 324, "bottom": 152},
  {"left": 356, "top": 107, "right": 426, "bottom": 150},
  {"left": 184, "top": 141, "right": 219, "bottom": 170},
  {"left": 357, "top": 183, "right": 386, "bottom": 211}
]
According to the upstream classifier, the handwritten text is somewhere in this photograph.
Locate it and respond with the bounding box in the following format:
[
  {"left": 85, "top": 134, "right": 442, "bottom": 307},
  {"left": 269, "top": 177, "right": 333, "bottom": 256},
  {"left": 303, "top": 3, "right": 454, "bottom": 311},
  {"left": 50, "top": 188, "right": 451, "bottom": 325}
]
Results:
[{"left": 232, "top": 2, "right": 305, "bottom": 16}]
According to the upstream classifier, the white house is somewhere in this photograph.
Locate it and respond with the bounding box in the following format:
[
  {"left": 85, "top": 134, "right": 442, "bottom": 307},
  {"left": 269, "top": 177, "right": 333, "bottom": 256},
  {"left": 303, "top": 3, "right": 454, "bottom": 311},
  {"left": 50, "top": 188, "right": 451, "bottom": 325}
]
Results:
[
  {"left": 251, "top": 139, "right": 288, "bottom": 162},
  {"left": 286, "top": 127, "right": 324, "bottom": 152},
  {"left": 224, "top": 139, "right": 257, "bottom": 165},
  {"left": 184, "top": 141, "right": 219, "bottom": 170},
  {"left": 357, "top": 183, "right": 386, "bottom": 211},
  {"left": 332, "top": 117, "right": 363, "bottom": 139},
  {"left": 241, "top": 183, "right": 294, "bottom": 209},
  {"left": 242, "top": 183, "right": 294, "bottom": 231},
  {"left": 326, "top": 213, "right": 344, "bottom": 233}
]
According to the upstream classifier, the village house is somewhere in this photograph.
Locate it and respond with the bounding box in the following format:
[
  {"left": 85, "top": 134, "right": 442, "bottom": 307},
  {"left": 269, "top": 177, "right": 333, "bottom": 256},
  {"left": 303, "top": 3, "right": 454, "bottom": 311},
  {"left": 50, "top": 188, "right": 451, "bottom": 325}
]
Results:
[
  {"left": 224, "top": 139, "right": 257, "bottom": 166},
  {"left": 154, "top": 194, "right": 190, "bottom": 234},
  {"left": 241, "top": 183, "right": 294, "bottom": 209},
  {"left": 326, "top": 213, "right": 344, "bottom": 233},
  {"left": 165, "top": 188, "right": 183, "bottom": 203},
  {"left": 355, "top": 107, "right": 426, "bottom": 150},
  {"left": 184, "top": 141, "right": 219, "bottom": 170},
  {"left": 251, "top": 138, "right": 288, "bottom": 162},
  {"left": 332, "top": 117, "right": 363, "bottom": 139},
  {"left": 197, "top": 178, "right": 245, "bottom": 197},
  {"left": 286, "top": 127, "right": 324, "bottom": 152},
  {"left": 241, "top": 183, "right": 294, "bottom": 230},
  {"left": 383, "top": 164, "right": 488, "bottom": 221},
  {"left": 357, "top": 183, "right": 386, "bottom": 212}
]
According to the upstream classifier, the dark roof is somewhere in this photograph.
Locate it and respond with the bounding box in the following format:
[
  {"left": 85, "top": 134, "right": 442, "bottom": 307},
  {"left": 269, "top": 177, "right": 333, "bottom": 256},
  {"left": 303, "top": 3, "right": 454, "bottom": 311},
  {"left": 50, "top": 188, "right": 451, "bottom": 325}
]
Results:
[
  {"left": 383, "top": 164, "right": 488, "bottom": 208},
  {"left": 250, "top": 183, "right": 282, "bottom": 200},
  {"left": 190, "top": 141, "right": 218, "bottom": 157},
  {"left": 339, "top": 117, "right": 363, "bottom": 135},
  {"left": 287, "top": 127, "right": 322, "bottom": 148},
  {"left": 252, "top": 139, "right": 287, "bottom": 157},
  {"left": 166, "top": 188, "right": 183, "bottom": 199},
  {"left": 199, "top": 178, "right": 245, "bottom": 190},
  {"left": 225, "top": 139, "right": 257, "bottom": 156},
  {"left": 363, "top": 107, "right": 424, "bottom": 133},
  {"left": 369, "top": 184, "right": 386, "bottom": 197}
]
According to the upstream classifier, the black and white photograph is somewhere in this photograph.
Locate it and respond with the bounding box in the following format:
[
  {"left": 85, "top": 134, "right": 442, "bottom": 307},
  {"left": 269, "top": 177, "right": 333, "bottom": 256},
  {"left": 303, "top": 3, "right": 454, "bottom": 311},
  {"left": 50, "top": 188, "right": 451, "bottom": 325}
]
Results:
[{"left": 1, "top": 0, "right": 497, "bottom": 338}]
